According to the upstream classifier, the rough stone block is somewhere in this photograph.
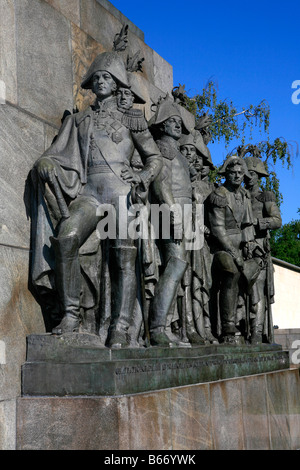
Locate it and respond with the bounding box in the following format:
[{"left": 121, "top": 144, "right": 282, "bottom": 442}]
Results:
[
  {"left": 210, "top": 378, "right": 244, "bottom": 450},
  {"left": 152, "top": 49, "right": 173, "bottom": 95},
  {"left": 16, "top": 396, "right": 120, "bottom": 450},
  {"left": 274, "top": 331, "right": 288, "bottom": 348},
  {"left": 118, "top": 391, "right": 172, "bottom": 450},
  {"left": 15, "top": 0, "right": 74, "bottom": 127},
  {"left": 240, "top": 374, "right": 270, "bottom": 449},
  {"left": 170, "top": 384, "right": 213, "bottom": 450},
  {"left": 0, "top": 399, "right": 16, "bottom": 450},
  {"left": 0, "top": 104, "right": 44, "bottom": 248},
  {"left": 0, "top": 0, "right": 17, "bottom": 105},
  {"left": 45, "top": 0, "right": 80, "bottom": 26},
  {"left": 266, "top": 370, "right": 292, "bottom": 449},
  {"left": 80, "top": 0, "right": 125, "bottom": 52},
  {"left": 15, "top": 369, "right": 300, "bottom": 450},
  {"left": 284, "top": 369, "right": 300, "bottom": 449},
  {"left": 95, "top": 0, "right": 144, "bottom": 41},
  {"left": 287, "top": 333, "right": 300, "bottom": 349},
  {"left": 0, "top": 246, "right": 45, "bottom": 402}
]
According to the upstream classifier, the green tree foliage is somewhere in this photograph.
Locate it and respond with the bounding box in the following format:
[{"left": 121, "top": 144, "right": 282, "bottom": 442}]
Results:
[
  {"left": 175, "top": 80, "right": 298, "bottom": 208},
  {"left": 270, "top": 210, "right": 300, "bottom": 266},
  {"left": 193, "top": 80, "right": 270, "bottom": 145}
]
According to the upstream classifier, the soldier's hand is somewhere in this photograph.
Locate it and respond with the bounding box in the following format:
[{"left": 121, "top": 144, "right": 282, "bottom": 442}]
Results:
[
  {"left": 121, "top": 167, "right": 141, "bottom": 184},
  {"left": 36, "top": 157, "right": 56, "bottom": 182}
]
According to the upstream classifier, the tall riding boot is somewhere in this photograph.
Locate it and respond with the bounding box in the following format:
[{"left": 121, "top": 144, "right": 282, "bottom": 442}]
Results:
[
  {"left": 204, "top": 314, "right": 219, "bottom": 344},
  {"left": 250, "top": 298, "right": 265, "bottom": 344},
  {"left": 150, "top": 256, "right": 188, "bottom": 346},
  {"left": 107, "top": 246, "right": 137, "bottom": 348},
  {"left": 250, "top": 272, "right": 266, "bottom": 344},
  {"left": 50, "top": 235, "right": 81, "bottom": 335},
  {"left": 184, "top": 285, "right": 205, "bottom": 345},
  {"left": 219, "top": 271, "right": 240, "bottom": 342}
]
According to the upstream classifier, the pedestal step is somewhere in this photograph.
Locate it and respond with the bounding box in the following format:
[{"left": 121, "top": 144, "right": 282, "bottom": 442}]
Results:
[{"left": 21, "top": 334, "right": 290, "bottom": 396}]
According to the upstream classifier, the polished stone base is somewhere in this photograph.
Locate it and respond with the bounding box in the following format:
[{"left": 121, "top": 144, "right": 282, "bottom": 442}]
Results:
[
  {"left": 22, "top": 333, "right": 290, "bottom": 397},
  {"left": 17, "top": 368, "right": 300, "bottom": 450}
]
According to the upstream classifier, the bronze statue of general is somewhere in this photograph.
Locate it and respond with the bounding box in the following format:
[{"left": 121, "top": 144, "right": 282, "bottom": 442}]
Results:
[{"left": 32, "top": 52, "right": 162, "bottom": 347}]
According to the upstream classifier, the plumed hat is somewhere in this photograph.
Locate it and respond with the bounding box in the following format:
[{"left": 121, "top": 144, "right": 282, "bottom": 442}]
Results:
[
  {"left": 148, "top": 95, "right": 189, "bottom": 134},
  {"left": 81, "top": 52, "right": 129, "bottom": 89},
  {"left": 218, "top": 155, "right": 250, "bottom": 178},
  {"left": 203, "top": 148, "right": 215, "bottom": 169},
  {"left": 244, "top": 156, "right": 269, "bottom": 177},
  {"left": 126, "top": 72, "right": 146, "bottom": 104},
  {"left": 180, "top": 130, "right": 214, "bottom": 166}
]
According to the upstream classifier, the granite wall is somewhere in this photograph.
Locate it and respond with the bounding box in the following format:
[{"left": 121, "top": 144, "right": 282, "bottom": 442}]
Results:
[
  {"left": 0, "top": 0, "right": 175, "bottom": 449},
  {"left": 16, "top": 369, "right": 300, "bottom": 450}
]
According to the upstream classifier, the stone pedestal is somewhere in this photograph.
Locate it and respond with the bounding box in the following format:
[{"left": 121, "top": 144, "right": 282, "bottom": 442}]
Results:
[
  {"left": 17, "top": 368, "right": 300, "bottom": 450},
  {"left": 21, "top": 333, "right": 290, "bottom": 397}
]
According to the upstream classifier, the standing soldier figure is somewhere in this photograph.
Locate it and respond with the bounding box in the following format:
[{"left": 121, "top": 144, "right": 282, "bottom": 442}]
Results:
[
  {"left": 148, "top": 96, "right": 194, "bottom": 346},
  {"left": 207, "top": 156, "right": 255, "bottom": 343},
  {"left": 244, "top": 156, "right": 282, "bottom": 344},
  {"left": 180, "top": 131, "right": 213, "bottom": 344}
]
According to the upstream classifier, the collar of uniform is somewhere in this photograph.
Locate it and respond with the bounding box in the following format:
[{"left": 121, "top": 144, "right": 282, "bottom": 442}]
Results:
[
  {"left": 92, "top": 96, "right": 118, "bottom": 113},
  {"left": 160, "top": 134, "right": 180, "bottom": 150}
]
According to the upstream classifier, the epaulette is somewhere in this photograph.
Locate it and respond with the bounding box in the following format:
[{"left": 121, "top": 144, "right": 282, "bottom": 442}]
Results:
[
  {"left": 256, "top": 190, "right": 276, "bottom": 203},
  {"left": 209, "top": 187, "right": 227, "bottom": 207},
  {"left": 122, "top": 108, "right": 148, "bottom": 132}
]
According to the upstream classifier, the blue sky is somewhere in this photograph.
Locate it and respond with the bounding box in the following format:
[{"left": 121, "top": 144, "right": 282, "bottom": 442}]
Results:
[{"left": 112, "top": 0, "right": 300, "bottom": 224}]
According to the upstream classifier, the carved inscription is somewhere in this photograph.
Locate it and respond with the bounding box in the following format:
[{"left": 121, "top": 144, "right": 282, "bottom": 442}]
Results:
[{"left": 115, "top": 353, "right": 287, "bottom": 376}]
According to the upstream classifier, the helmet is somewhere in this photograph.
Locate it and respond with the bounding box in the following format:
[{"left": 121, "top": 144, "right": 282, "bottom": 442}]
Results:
[
  {"left": 149, "top": 95, "right": 189, "bottom": 134},
  {"left": 244, "top": 157, "right": 269, "bottom": 177},
  {"left": 81, "top": 52, "right": 129, "bottom": 89},
  {"left": 218, "top": 155, "right": 250, "bottom": 178}
]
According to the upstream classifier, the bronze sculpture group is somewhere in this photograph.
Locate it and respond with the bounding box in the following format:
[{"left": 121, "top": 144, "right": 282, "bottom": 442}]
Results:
[{"left": 29, "top": 48, "right": 282, "bottom": 349}]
